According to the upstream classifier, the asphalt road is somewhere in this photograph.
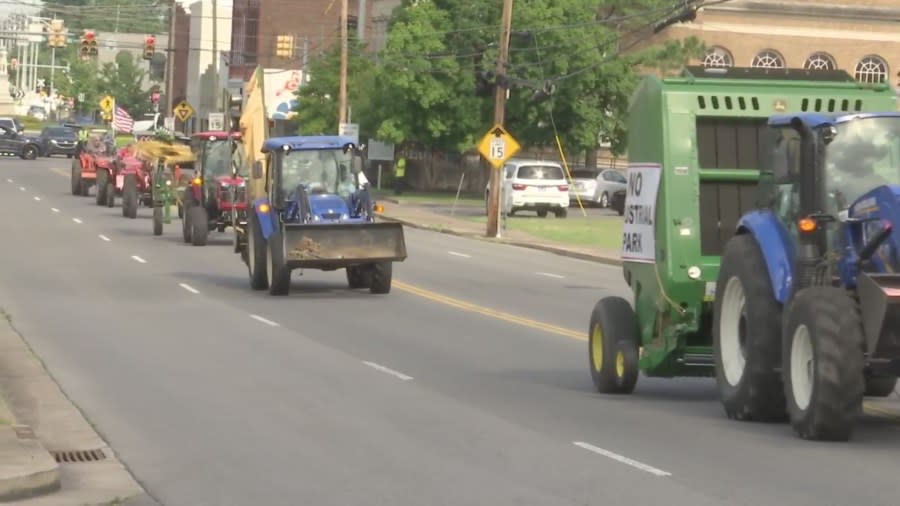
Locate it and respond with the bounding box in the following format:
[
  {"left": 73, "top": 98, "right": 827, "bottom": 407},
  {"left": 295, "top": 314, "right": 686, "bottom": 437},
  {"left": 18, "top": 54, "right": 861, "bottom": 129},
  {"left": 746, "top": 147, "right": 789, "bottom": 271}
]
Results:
[{"left": 1, "top": 157, "right": 899, "bottom": 506}]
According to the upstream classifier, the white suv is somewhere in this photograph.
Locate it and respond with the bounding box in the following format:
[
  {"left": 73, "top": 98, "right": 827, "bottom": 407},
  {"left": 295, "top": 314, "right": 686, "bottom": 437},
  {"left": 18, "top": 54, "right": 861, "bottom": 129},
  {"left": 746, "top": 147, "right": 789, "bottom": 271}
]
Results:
[{"left": 485, "top": 159, "right": 569, "bottom": 218}]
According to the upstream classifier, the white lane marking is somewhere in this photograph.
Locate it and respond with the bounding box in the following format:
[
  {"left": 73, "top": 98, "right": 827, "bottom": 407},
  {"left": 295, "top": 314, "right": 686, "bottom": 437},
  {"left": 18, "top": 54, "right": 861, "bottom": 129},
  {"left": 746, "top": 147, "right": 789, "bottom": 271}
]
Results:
[
  {"left": 179, "top": 283, "right": 199, "bottom": 294},
  {"left": 536, "top": 272, "right": 565, "bottom": 279},
  {"left": 131, "top": 255, "right": 147, "bottom": 264},
  {"left": 18, "top": 186, "right": 25, "bottom": 191},
  {"left": 250, "top": 314, "right": 279, "bottom": 327},
  {"left": 51, "top": 207, "right": 60, "bottom": 213},
  {"left": 363, "top": 361, "right": 414, "bottom": 381},
  {"left": 573, "top": 442, "right": 671, "bottom": 477},
  {"left": 33, "top": 196, "right": 40, "bottom": 201},
  {"left": 72, "top": 218, "right": 83, "bottom": 224},
  {"left": 6, "top": 178, "right": 12, "bottom": 183},
  {"left": 98, "top": 234, "right": 111, "bottom": 242},
  {"left": 448, "top": 251, "right": 472, "bottom": 258}
]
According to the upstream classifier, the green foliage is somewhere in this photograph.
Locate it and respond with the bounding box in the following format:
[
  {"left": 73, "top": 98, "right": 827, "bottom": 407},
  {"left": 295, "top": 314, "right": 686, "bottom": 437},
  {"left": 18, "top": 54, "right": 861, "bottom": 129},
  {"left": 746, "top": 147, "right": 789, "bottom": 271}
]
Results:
[
  {"left": 293, "top": 0, "right": 705, "bottom": 157},
  {"left": 40, "top": 0, "right": 167, "bottom": 35},
  {"left": 54, "top": 50, "right": 149, "bottom": 115}
]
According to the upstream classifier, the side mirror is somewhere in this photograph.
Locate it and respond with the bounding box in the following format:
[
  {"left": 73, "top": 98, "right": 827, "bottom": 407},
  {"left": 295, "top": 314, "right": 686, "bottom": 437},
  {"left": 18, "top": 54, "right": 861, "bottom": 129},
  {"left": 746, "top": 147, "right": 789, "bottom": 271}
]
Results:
[
  {"left": 252, "top": 160, "right": 263, "bottom": 179},
  {"left": 351, "top": 155, "right": 363, "bottom": 173}
]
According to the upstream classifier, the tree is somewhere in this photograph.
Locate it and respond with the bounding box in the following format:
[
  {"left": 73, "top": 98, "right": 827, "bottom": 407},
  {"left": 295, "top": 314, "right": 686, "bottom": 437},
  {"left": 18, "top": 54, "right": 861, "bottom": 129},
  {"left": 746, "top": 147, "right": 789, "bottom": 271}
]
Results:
[
  {"left": 53, "top": 53, "right": 103, "bottom": 114},
  {"left": 99, "top": 51, "right": 151, "bottom": 115},
  {"left": 293, "top": 38, "right": 377, "bottom": 137},
  {"left": 368, "top": 0, "right": 705, "bottom": 159},
  {"left": 40, "top": 0, "right": 166, "bottom": 35}
]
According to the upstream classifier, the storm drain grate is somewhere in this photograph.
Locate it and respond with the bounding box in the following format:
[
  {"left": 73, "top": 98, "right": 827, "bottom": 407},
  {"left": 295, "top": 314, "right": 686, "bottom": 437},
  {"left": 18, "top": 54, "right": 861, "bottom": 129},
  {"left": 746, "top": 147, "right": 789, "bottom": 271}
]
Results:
[{"left": 50, "top": 449, "right": 107, "bottom": 463}]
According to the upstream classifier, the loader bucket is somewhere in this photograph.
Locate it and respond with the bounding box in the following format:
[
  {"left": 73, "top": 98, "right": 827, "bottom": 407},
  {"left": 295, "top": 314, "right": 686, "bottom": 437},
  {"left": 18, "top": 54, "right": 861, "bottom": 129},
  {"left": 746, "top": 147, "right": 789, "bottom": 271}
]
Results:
[
  {"left": 282, "top": 222, "right": 407, "bottom": 270},
  {"left": 856, "top": 272, "right": 900, "bottom": 359}
]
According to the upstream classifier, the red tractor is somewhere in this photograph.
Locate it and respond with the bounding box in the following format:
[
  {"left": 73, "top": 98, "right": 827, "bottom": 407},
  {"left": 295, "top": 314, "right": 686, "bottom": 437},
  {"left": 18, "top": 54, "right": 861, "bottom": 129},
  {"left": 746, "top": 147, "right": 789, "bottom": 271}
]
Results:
[
  {"left": 71, "top": 135, "right": 117, "bottom": 202},
  {"left": 181, "top": 131, "right": 246, "bottom": 246}
]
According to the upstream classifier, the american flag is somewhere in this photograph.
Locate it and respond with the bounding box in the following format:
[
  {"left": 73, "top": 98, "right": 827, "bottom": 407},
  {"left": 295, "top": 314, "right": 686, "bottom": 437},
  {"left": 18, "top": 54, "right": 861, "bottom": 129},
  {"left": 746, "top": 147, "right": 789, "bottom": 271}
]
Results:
[{"left": 113, "top": 104, "right": 134, "bottom": 133}]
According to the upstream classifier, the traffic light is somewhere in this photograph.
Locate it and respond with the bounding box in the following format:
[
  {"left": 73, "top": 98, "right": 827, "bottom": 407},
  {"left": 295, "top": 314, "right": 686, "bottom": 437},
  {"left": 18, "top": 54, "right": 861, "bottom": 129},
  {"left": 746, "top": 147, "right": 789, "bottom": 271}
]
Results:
[
  {"left": 275, "top": 35, "right": 294, "bottom": 58},
  {"left": 47, "top": 19, "right": 66, "bottom": 48},
  {"left": 80, "top": 30, "right": 98, "bottom": 58},
  {"left": 143, "top": 35, "right": 155, "bottom": 60}
]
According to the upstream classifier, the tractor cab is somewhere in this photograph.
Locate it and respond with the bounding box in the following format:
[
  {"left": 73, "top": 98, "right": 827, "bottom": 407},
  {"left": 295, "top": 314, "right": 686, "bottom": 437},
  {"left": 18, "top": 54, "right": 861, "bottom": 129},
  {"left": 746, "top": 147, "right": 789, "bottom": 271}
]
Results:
[
  {"left": 262, "top": 135, "right": 372, "bottom": 223},
  {"left": 189, "top": 131, "right": 245, "bottom": 209}
]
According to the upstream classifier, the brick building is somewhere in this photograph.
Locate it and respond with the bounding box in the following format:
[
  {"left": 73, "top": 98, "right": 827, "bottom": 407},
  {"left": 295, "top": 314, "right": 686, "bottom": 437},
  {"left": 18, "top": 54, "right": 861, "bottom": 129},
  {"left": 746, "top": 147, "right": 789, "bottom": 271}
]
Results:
[
  {"left": 227, "top": 0, "right": 375, "bottom": 80},
  {"left": 653, "top": 0, "right": 900, "bottom": 92}
]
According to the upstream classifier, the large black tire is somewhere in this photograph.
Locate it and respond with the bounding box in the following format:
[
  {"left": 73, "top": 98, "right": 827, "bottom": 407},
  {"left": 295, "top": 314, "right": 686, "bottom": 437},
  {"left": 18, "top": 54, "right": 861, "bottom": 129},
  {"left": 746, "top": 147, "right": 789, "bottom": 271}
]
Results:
[
  {"left": 123, "top": 174, "right": 138, "bottom": 219},
  {"left": 105, "top": 183, "right": 115, "bottom": 208},
  {"left": 864, "top": 376, "right": 898, "bottom": 397},
  {"left": 369, "top": 262, "right": 393, "bottom": 294},
  {"left": 266, "top": 229, "right": 291, "bottom": 295},
  {"left": 537, "top": 209, "right": 548, "bottom": 218},
  {"left": 247, "top": 211, "right": 268, "bottom": 290},
  {"left": 70, "top": 160, "right": 81, "bottom": 195},
  {"left": 588, "top": 296, "right": 640, "bottom": 394},
  {"left": 346, "top": 266, "right": 367, "bottom": 289},
  {"left": 181, "top": 204, "right": 192, "bottom": 243},
  {"left": 713, "top": 234, "right": 787, "bottom": 422},
  {"left": 79, "top": 178, "right": 90, "bottom": 196},
  {"left": 782, "top": 287, "right": 865, "bottom": 441},
  {"left": 555, "top": 207, "right": 567, "bottom": 218},
  {"left": 152, "top": 207, "right": 163, "bottom": 236},
  {"left": 190, "top": 206, "right": 209, "bottom": 246},
  {"left": 95, "top": 170, "right": 108, "bottom": 206}
]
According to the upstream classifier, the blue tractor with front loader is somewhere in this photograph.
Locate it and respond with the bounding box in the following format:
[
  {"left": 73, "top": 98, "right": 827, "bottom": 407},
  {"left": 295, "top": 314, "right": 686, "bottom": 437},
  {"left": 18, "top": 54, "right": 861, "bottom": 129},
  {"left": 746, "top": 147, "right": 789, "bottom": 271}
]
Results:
[{"left": 715, "top": 111, "right": 900, "bottom": 441}]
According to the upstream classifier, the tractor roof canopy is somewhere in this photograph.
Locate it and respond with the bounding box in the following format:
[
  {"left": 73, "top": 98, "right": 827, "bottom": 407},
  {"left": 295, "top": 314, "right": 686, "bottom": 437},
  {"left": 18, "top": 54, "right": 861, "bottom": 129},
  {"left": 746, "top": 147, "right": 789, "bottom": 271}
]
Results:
[{"left": 262, "top": 135, "right": 356, "bottom": 153}]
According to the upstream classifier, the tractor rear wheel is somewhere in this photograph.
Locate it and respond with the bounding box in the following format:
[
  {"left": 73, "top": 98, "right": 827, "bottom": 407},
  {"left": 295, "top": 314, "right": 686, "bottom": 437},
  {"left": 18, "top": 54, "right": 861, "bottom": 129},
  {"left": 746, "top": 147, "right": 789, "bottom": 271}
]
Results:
[
  {"left": 782, "top": 286, "right": 865, "bottom": 441},
  {"left": 864, "top": 376, "right": 897, "bottom": 397},
  {"left": 105, "top": 182, "right": 115, "bottom": 207},
  {"left": 123, "top": 174, "right": 138, "bottom": 219},
  {"left": 588, "top": 296, "right": 640, "bottom": 394},
  {"left": 369, "top": 262, "right": 393, "bottom": 294},
  {"left": 266, "top": 229, "right": 291, "bottom": 296},
  {"left": 190, "top": 206, "right": 209, "bottom": 246},
  {"left": 182, "top": 204, "right": 192, "bottom": 243},
  {"left": 95, "top": 171, "right": 108, "bottom": 206},
  {"left": 70, "top": 160, "right": 81, "bottom": 195},
  {"left": 247, "top": 211, "right": 268, "bottom": 290},
  {"left": 713, "top": 234, "right": 787, "bottom": 422},
  {"left": 152, "top": 207, "right": 163, "bottom": 236},
  {"left": 79, "top": 178, "right": 90, "bottom": 196}
]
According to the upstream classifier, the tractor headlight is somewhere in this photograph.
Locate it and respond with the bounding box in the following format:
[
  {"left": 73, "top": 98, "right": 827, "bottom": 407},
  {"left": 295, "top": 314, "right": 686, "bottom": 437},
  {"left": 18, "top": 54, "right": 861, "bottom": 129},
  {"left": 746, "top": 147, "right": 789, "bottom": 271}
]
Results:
[
  {"left": 165, "top": 179, "right": 172, "bottom": 186},
  {"left": 687, "top": 266, "right": 702, "bottom": 279}
]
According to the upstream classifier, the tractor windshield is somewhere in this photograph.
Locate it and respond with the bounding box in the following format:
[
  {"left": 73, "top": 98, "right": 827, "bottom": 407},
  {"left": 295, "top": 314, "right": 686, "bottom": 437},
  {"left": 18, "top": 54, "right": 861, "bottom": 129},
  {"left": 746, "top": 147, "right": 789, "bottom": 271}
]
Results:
[
  {"left": 203, "top": 140, "right": 233, "bottom": 178},
  {"left": 825, "top": 116, "right": 900, "bottom": 210},
  {"left": 280, "top": 148, "right": 343, "bottom": 195}
]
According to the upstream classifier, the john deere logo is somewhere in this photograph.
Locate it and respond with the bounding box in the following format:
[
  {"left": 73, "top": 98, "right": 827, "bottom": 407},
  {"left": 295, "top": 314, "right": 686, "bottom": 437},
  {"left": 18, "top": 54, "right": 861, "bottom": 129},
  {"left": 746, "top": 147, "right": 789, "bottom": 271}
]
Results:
[{"left": 774, "top": 99, "right": 787, "bottom": 112}]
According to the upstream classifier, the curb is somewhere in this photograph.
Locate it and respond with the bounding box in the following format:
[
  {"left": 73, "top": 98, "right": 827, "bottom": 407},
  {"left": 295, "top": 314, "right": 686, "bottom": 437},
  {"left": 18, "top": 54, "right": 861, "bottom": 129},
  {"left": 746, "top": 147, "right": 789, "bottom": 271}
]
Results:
[
  {"left": 0, "top": 398, "right": 60, "bottom": 502},
  {"left": 378, "top": 214, "right": 624, "bottom": 267}
]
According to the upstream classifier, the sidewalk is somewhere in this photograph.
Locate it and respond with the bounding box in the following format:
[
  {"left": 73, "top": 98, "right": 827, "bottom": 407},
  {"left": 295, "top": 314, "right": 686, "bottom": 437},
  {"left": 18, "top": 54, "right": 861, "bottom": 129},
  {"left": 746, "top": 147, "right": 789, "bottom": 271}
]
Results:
[{"left": 375, "top": 199, "right": 623, "bottom": 266}]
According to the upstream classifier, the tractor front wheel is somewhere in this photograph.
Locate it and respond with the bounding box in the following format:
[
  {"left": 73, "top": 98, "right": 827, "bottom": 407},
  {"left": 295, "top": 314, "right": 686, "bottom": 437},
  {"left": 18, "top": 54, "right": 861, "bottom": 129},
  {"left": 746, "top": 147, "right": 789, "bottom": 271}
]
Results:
[
  {"left": 346, "top": 266, "right": 368, "bottom": 289},
  {"left": 70, "top": 159, "right": 81, "bottom": 195},
  {"left": 152, "top": 207, "right": 163, "bottom": 236},
  {"left": 189, "top": 206, "right": 209, "bottom": 246},
  {"left": 864, "top": 376, "right": 898, "bottom": 397},
  {"left": 782, "top": 287, "right": 865, "bottom": 441},
  {"left": 247, "top": 211, "right": 268, "bottom": 290},
  {"left": 95, "top": 171, "right": 108, "bottom": 206},
  {"left": 182, "top": 204, "right": 192, "bottom": 243},
  {"left": 369, "top": 262, "right": 393, "bottom": 294},
  {"left": 713, "top": 234, "right": 787, "bottom": 422},
  {"left": 266, "top": 229, "right": 291, "bottom": 296},
  {"left": 105, "top": 182, "right": 115, "bottom": 207},
  {"left": 588, "top": 296, "right": 640, "bottom": 394},
  {"left": 123, "top": 174, "right": 138, "bottom": 219}
]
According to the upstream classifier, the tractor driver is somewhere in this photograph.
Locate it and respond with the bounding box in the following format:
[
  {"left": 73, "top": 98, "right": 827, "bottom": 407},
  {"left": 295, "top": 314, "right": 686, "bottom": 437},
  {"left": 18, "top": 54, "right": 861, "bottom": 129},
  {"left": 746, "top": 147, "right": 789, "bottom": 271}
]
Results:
[{"left": 281, "top": 150, "right": 337, "bottom": 195}]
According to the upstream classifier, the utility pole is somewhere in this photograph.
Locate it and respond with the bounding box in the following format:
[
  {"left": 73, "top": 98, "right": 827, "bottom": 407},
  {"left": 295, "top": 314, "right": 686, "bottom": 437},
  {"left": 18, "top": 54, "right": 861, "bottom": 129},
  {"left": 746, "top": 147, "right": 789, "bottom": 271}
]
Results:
[
  {"left": 211, "top": 0, "right": 218, "bottom": 113},
  {"left": 165, "top": 0, "right": 177, "bottom": 122},
  {"left": 486, "top": 0, "right": 514, "bottom": 238},
  {"left": 338, "top": 0, "right": 348, "bottom": 125}
]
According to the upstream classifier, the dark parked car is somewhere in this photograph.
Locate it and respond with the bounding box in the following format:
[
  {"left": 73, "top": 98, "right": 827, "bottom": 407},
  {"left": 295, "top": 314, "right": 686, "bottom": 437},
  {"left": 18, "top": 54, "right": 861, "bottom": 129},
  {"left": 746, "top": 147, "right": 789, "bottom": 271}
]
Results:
[
  {"left": 39, "top": 126, "right": 78, "bottom": 158},
  {"left": 0, "top": 126, "right": 41, "bottom": 159}
]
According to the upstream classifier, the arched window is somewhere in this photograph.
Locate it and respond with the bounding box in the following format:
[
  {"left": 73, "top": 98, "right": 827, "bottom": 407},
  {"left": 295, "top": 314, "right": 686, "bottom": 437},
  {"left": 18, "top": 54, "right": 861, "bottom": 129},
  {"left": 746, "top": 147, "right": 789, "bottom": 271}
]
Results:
[
  {"left": 702, "top": 46, "right": 733, "bottom": 68},
  {"left": 855, "top": 55, "right": 888, "bottom": 83},
  {"left": 752, "top": 49, "right": 785, "bottom": 68},
  {"left": 804, "top": 52, "right": 836, "bottom": 70}
]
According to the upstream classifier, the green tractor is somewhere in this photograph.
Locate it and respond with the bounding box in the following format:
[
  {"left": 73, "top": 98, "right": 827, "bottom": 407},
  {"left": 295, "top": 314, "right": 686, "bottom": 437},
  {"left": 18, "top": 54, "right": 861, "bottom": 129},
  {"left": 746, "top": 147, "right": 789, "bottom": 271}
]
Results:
[
  {"left": 131, "top": 132, "right": 196, "bottom": 236},
  {"left": 587, "top": 67, "right": 899, "bottom": 411}
]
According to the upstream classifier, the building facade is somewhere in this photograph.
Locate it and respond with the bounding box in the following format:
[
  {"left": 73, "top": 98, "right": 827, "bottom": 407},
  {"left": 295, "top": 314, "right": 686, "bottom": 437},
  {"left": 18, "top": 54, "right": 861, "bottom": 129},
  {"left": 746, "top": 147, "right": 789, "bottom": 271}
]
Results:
[
  {"left": 185, "top": 0, "right": 233, "bottom": 118},
  {"left": 655, "top": 0, "right": 900, "bottom": 92}
]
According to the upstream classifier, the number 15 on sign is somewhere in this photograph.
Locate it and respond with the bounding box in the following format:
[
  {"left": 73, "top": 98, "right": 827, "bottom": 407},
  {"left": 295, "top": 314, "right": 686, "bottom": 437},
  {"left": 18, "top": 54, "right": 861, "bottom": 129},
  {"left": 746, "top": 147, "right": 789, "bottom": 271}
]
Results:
[
  {"left": 490, "top": 137, "right": 505, "bottom": 160},
  {"left": 477, "top": 124, "right": 521, "bottom": 169}
]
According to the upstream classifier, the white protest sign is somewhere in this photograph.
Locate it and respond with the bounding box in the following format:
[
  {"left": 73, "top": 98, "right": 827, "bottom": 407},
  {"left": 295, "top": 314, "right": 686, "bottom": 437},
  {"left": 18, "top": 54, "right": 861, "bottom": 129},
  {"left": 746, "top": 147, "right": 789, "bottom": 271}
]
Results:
[{"left": 621, "top": 163, "right": 661, "bottom": 263}]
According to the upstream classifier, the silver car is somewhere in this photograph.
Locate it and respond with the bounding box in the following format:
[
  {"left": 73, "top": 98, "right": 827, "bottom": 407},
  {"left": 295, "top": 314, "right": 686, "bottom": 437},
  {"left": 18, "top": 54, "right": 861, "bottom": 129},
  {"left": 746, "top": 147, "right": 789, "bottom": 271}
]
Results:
[{"left": 568, "top": 168, "right": 627, "bottom": 208}]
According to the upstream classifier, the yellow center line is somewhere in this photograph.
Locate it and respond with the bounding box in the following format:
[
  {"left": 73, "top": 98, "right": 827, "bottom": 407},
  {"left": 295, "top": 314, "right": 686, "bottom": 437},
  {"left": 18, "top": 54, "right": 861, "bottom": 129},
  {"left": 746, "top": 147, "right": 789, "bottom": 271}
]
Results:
[
  {"left": 393, "top": 280, "right": 586, "bottom": 341},
  {"left": 51, "top": 167, "right": 68, "bottom": 178}
]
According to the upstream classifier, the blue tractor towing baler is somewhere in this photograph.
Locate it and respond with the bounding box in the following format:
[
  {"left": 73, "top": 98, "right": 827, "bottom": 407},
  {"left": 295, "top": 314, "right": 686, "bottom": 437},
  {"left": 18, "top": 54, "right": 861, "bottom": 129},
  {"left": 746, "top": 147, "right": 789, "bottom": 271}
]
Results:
[
  {"left": 235, "top": 134, "right": 407, "bottom": 296},
  {"left": 715, "top": 111, "right": 900, "bottom": 441}
]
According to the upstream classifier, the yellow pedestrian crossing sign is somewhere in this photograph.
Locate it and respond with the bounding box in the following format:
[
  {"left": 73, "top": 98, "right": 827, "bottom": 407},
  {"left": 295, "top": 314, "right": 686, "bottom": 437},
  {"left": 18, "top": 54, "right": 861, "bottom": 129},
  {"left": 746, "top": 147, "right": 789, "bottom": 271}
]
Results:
[
  {"left": 99, "top": 95, "right": 114, "bottom": 113},
  {"left": 173, "top": 101, "right": 195, "bottom": 122},
  {"left": 477, "top": 124, "right": 520, "bottom": 169}
]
